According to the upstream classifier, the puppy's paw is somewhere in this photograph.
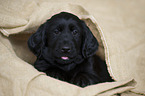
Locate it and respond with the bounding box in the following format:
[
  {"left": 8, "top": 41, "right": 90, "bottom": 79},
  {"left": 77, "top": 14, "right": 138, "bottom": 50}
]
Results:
[
  {"left": 45, "top": 69, "right": 66, "bottom": 81},
  {"left": 70, "top": 73, "right": 98, "bottom": 87}
]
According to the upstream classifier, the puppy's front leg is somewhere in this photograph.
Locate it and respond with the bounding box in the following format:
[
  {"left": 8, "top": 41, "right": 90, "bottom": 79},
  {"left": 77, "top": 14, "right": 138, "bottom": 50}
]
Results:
[
  {"left": 70, "top": 72, "right": 101, "bottom": 87},
  {"left": 45, "top": 68, "right": 67, "bottom": 81}
]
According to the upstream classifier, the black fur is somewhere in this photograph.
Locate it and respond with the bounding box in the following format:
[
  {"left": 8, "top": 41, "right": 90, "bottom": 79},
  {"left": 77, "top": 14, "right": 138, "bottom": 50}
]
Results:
[{"left": 28, "top": 12, "right": 113, "bottom": 87}]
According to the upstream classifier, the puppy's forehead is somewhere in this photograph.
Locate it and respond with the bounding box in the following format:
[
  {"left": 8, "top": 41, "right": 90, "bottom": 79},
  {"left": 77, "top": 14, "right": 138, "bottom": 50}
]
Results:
[
  {"left": 51, "top": 12, "right": 81, "bottom": 21},
  {"left": 48, "top": 18, "right": 82, "bottom": 29},
  {"left": 51, "top": 18, "right": 79, "bottom": 25},
  {"left": 45, "top": 12, "right": 83, "bottom": 28}
]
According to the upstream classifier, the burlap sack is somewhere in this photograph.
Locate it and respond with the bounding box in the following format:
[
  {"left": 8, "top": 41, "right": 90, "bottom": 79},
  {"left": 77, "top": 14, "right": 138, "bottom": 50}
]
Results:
[{"left": 0, "top": 0, "right": 145, "bottom": 96}]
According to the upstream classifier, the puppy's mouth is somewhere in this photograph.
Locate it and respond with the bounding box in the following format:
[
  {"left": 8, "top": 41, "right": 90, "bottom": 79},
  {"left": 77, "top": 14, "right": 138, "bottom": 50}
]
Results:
[
  {"left": 54, "top": 56, "right": 74, "bottom": 65},
  {"left": 61, "top": 56, "right": 69, "bottom": 60}
]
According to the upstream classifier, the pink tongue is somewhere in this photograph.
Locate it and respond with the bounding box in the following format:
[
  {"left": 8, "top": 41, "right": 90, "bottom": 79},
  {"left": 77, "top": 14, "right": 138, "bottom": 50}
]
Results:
[{"left": 61, "top": 57, "right": 69, "bottom": 60}]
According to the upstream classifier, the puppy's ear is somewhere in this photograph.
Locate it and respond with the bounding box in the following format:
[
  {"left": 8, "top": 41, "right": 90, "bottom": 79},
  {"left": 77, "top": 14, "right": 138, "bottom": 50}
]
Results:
[
  {"left": 81, "top": 21, "right": 99, "bottom": 58},
  {"left": 27, "top": 23, "right": 46, "bottom": 57}
]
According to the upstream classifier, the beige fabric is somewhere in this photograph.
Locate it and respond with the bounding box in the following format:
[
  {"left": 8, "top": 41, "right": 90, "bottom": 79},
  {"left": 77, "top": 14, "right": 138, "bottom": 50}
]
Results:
[
  {"left": 0, "top": 34, "right": 136, "bottom": 96},
  {"left": 0, "top": 0, "right": 145, "bottom": 96}
]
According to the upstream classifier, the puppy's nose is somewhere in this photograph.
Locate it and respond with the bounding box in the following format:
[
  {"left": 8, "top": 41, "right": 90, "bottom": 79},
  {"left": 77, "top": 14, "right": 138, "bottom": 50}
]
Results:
[{"left": 61, "top": 46, "right": 71, "bottom": 53}]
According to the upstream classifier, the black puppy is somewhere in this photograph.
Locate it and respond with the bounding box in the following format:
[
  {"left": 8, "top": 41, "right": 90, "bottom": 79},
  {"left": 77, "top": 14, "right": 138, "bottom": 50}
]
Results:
[{"left": 28, "top": 12, "right": 113, "bottom": 87}]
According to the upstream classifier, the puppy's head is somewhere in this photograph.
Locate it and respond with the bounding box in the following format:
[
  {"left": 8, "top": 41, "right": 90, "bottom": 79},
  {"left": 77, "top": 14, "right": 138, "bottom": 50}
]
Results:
[{"left": 28, "top": 12, "right": 98, "bottom": 70}]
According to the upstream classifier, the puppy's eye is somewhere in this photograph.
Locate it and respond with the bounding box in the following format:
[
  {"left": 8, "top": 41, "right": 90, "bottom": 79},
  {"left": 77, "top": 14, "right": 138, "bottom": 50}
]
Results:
[
  {"left": 54, "top": 28, "right": 61, "bottom": 34},
  {"left": 54, "top": 29, "right": 60, "bottom": 34},
  {"left": 72, "top": 30, "right": 78, "bottom": 35}
]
